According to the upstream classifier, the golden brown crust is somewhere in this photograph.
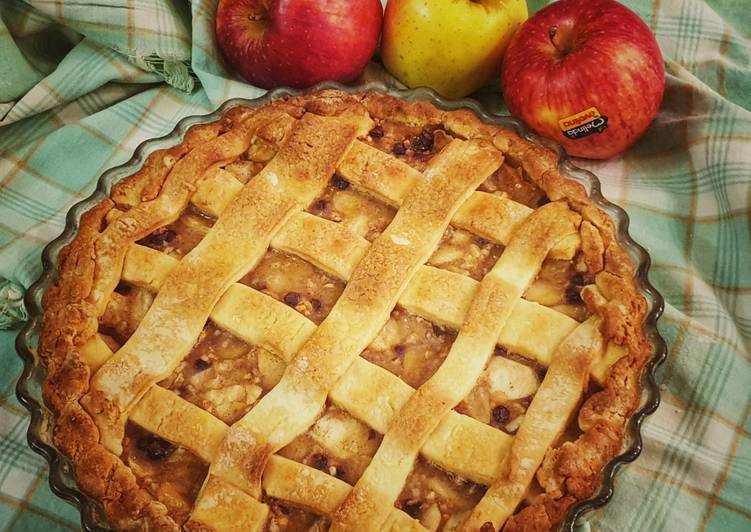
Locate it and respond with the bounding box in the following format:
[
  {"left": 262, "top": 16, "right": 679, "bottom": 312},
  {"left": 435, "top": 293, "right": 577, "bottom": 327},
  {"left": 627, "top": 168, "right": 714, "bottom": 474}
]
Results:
[
  {"left": 40, "top": 105, "right": 285, "bottom": 531},
  {"left": 41, "top": 202, "right": 178, "bottom": 531},
  {"left": 355, "top": 92, "right": 649, "bottom": 531},
  {"left": 331, "top": 202, "right": 580, "bottom": 531},
  {"left": 40, "top": 90, "right": 650, "bottom": 531}
]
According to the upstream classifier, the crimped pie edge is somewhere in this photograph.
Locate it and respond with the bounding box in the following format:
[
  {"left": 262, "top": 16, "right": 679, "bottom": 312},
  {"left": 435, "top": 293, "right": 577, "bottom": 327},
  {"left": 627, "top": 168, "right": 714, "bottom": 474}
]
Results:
[{"left": 37, "top": 89, "right": 651, "bottom": 531}]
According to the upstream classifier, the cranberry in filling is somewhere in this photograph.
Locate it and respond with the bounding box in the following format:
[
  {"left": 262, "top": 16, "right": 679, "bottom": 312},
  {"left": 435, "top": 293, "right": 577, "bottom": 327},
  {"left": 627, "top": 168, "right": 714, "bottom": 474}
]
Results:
[
  {"left": 137, "top": 227, "right": 177, "bottom": 250},
  {"left": 368, "top": 124, "right": 384, "bottom": 138},
  {"left": 137, "top": 434, "right": 174, "bottom": 461},
  {"left": 137, "top": 211, "right": 214, "bottom": 258},
  {"left": 456, "top": 352, "right": 541, "bottom": 435},
  {"left": 122, "top": 423, "right": 207, "bottom": 524},
  {"left": 278, "top": 406, "right": 381, "bottom": 485},
  {"left": 309, "top": 184, "right": 395, "bottom": 242},
  {"left": 397, "top": 459, "right": 486, "bottom": 531},
  {"left": 429, "top": 226, "right": 504, "bottom": 281},
  {"left": 331, "top": 174, "right": 350, "bottom": 190},
  {"left": 240, "top": 249, "right": 345, "bottom": 325},
  {"left": 363, "top": 308, "right": 456, "bottom": 389},
  {"left": 160, "top": 322, "right": 272, "bottom": 424},
  {"left": 411, "top": 130, "right": 435, "bottom": 153}
]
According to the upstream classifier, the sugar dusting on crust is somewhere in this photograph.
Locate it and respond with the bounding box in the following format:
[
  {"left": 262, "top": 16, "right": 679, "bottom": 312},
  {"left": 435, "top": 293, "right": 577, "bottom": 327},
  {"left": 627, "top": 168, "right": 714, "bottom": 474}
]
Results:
[
  {"left": 266, "top": 171, "right": 280, "bottom": 188},
  {"left": 40, "top": 90, "right": 649, "bottom": 531},
  {"left": 390, "top": 234, "right": 411, "bottom": 246}
]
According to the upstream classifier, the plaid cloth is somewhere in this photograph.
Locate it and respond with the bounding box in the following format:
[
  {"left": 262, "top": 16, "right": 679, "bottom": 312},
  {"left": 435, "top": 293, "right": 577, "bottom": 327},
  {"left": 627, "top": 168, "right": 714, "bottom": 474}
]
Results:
[{"left": 1, "top": 0, "right": 749, "bottom": 530}]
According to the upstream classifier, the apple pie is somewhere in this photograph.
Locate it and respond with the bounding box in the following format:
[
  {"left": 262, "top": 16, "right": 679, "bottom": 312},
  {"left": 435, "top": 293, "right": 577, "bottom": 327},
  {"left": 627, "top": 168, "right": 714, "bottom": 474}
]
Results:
[{"left": 40, "top": 90, "right": 650, "bottom": 531}]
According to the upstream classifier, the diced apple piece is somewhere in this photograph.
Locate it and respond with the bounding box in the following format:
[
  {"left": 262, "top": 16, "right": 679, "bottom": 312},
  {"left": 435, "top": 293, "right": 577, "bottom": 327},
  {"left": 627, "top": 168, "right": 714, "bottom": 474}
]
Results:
[
  {"left": 421, "top": 503, "right": 442, "bottom": 531},
  {"left": 310, "top": 411, "right": 377, "bottom": 461},
  {"left": 257, "top": 348, "right": 285, "bottom": 389},
  {"left": 524, "top": 279, "right": 564, "bottom": 306},
  {"left": 486, "top": 357, "right": 539, "bottom": 402}
]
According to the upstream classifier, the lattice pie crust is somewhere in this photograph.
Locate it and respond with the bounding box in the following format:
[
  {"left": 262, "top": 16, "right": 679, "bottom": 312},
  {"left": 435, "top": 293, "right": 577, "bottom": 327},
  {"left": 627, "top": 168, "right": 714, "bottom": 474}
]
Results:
[{"left": 40, "top": 90, "right": 650, "bottom": 531}]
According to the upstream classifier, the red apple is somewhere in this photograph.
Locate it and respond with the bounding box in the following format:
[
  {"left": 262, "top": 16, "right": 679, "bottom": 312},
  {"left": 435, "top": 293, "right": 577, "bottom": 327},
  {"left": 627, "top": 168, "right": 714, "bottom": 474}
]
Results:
[
  {"left": 501, "top": 0, "right": 665, "bottom": 159},
  {"left": 215, "top": 0, "right": 383, "bottom": 89}
]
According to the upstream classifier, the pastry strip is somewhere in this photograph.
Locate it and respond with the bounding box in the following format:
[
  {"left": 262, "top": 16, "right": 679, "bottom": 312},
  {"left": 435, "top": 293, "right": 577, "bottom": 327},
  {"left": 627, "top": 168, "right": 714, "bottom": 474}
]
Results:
[
  {"left": 128, "top": 350, "right": 511, "bottom": 487},
  {"left": 262, "top": 456, "right": 425, "bottom": 530},
  {"left": 189, "top": 167, "right": 245, "bottom": 218},
  {"left": 90, "top": 109, "right": 282, "bottom": 316},
  {"left": 338, "top": 140, "right": 579, "bottom": 259},
  {"left": 82, "top": 113, "right": 368, "bottom": 454},
  {"left": 211, "top": 284, "right": 318, "bottom": 359},
  {"left": 129, "top": 385, "right": 228, "bottom": 463},
  {"left": 461, "top": 317, "right": 605, "bottom": 530},
  {"left": 206, "top": 139, "right": 503, "bottom": 501},
  {"left": 330, "top": 357, "right": 512, "bottom": 485},
  {"left": 186, "top": 139, "right": 579, "bottom": 260},
  {"left": 121, "top": 243, "right": 577, "bottom": 365},
  {"left": 336, "top": 358, "right": 511, "bottom": 484},
  {"left": 420, "top": 410, "right": 510, "bottom": 486},
  {"left": 186, "top": 475, "right": 269, "bottom": 532},
  {"left": 398, "top": 266, "right": 577, "bottom": 364},
  {"left": 331, "top": 202, "right": 581, "bottom": 530},
  {"left": 270, "top": 211, "right": 370, "bottom": 280}
]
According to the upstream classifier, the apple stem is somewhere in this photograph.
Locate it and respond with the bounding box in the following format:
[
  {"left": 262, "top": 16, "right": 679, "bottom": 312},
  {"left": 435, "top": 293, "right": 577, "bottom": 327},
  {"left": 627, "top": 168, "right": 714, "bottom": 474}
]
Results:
[
  {"left": 548, "top": 25, "right": 572, "bottom": 56},
  {"left": 549, "top": 25, "right": 562, "bottom": 52}
]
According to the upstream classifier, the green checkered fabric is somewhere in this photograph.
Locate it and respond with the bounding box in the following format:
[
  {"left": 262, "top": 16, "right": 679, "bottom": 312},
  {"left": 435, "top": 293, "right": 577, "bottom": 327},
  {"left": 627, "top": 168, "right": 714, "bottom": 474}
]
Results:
[{"left": 1, "top": 0, "right": 749, "bottom": 530}]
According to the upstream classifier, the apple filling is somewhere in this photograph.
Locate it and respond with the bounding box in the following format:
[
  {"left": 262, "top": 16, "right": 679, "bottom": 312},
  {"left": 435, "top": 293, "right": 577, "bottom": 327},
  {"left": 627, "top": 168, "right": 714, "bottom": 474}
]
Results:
[
  {"left": 525, "top": 255, "right": 592, "bottom": 322},
  {"left": 158, "top": 322, "right": 280, "bottom": 425},
  {"left": 266, "top": 501, "right": 327, "bottom": 532},
  {"left": 240, "top": 248, "right": 345, "bottom": 325},
  {"left": 308, "top": 177, "right": 396, "bottom": 241},
  {"left": 136, "top": 209, "right": 214, "bottom": 259},
  {"left": 429, "top": 225, "right": 504, "bottom": 280},
  {"left": 479, "top": 162, "right": 548, "bottom": 209},
  {"left": 362, "top": 308, "right": 456, "bottom": 389},
  {"left": 100, "top": 285, "right": 154, "bottom": 343},
  {"left": 122, "top": 423, "right": 208, "bottom": 525},
  {"left": 397, "top": 459, "right": 486, "bottom": 532},
  {"left": 279, "top": 406, "right": 382, "bottom": 486},
  {"left": 456, "top": 349, "right": 542, "bottom": 435}
]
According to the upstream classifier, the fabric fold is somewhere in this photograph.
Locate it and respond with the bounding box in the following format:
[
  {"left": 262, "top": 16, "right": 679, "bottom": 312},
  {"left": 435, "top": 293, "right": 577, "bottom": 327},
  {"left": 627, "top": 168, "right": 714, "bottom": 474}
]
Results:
[{"left": 0, "top": 0, "right": 749, "bottom": 529}]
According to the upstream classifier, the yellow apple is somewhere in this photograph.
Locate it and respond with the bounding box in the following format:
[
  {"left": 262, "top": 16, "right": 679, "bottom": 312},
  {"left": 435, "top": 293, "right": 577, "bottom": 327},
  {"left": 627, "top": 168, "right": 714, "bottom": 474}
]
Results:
[{"left": 382, "top": 0, "right": 528, "bottom": 99}]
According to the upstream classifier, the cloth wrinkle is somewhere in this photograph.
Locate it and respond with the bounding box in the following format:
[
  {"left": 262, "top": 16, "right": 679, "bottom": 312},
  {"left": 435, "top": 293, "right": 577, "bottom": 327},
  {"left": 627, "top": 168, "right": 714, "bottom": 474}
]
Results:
[{"left": 0, "top": 0, "right": 748, "bottom": 530}]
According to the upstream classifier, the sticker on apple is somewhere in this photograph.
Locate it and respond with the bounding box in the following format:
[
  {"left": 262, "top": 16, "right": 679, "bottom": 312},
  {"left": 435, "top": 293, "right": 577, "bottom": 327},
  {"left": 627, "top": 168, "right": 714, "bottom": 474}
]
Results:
[{"left": 559, "top": 107, "right": 609, "bottom": 140}]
